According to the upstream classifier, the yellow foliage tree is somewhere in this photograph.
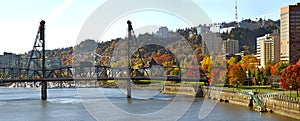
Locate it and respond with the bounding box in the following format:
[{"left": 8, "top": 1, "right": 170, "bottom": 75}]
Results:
[{"left": 201, "top": 56, "right": 212, "bottom": 73}]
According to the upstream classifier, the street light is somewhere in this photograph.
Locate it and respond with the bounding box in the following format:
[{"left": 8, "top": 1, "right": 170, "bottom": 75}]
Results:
[{"left": 289, "top": 85, "right": 292, "bottom": 97}]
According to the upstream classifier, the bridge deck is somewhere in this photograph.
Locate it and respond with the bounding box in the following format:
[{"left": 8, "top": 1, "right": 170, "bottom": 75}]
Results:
[{"left": 1, "top": 77, "right": 208, "bottom": 83}]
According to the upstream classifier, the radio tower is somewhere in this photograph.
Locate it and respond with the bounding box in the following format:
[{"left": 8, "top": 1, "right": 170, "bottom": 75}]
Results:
[{"left": 235, "top": 0, "right": 239, "bottom": 27}]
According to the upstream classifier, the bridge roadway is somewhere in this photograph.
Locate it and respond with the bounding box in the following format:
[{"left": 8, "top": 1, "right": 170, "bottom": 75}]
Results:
[{"left": 0, "top": 76, "right": 208, "bottom": 83}]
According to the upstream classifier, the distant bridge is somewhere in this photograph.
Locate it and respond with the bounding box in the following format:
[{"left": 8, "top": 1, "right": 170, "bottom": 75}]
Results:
[{"left": 0, "top": 20, "right": 208, "bottom": 100}]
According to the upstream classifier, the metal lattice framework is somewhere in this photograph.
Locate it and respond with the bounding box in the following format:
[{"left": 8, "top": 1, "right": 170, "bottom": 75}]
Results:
[{"left": 0, "top": 21, "right": 209, "bottom": 85}]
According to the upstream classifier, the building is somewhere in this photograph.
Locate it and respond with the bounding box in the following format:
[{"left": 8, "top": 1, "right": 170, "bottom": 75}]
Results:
[
  {"left": 222, "top": 39, "right": 239, "bottom": 55},
  {"left": 46, "top": 57, "right": 62, "bottom": 69},
  {"left": 201, "top": 33, "right": 223, "bottom": 54},
  {"left": 0, "top": 52, "right": 21, "bottom": 77},
  {"left": 158, "top": 26, "right": 168, "bottom": 39},
  {"left": 0, "top": 52, "right": 21, "bottom": 68},
  {"left": 209, "top": 24, "right": 221, "bottom": 33},
  {"left": 280, "top": 3, "right": 300, "bottom": 64},
  {"left": 219, "top": 26, "right": 235, "bottom": 33},
  {"left": 271, "top": 30, "right": 281, "bottom": 63},
  {"left": 256, "top": 34, "right": 280, "bottom": 67}
]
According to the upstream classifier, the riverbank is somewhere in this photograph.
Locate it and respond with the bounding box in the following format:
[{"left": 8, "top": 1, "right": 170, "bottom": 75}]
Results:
[{"left": 162, "top": 85, "right": 300, "bottom": 120}]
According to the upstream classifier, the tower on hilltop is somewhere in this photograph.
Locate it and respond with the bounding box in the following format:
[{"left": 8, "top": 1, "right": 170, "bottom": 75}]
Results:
[{"left": 235, "top": 0, "right": 240, "bottom": 27}]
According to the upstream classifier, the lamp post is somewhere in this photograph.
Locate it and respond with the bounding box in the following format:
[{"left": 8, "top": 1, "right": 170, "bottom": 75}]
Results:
[
  {"left": 258, "top": 81, "right": 261, "bottom": 92},
  {"left": 289, "top": 85, "right": 292, "bottom": 97},
  {"left": 246, "top": 69, "right": 249, "bottom": 86}
]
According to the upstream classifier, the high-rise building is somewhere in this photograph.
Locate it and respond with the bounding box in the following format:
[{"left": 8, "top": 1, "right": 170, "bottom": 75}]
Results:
[
  {"left": 256, "top": 34, "right": 280, "bottom": 67},
  {"left": 280, "top": 3, "right": 300, "bottom": 64},
  {"left": 222, "top": 39, "right": 239, "bottom": 55},
  {"left": 271, "top": 30, "right": 281, "bottom": 63}
]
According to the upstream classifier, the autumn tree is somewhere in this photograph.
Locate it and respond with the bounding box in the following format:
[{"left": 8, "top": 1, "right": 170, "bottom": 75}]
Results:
[
  {"left": 280, "top": 60, "right": 300, "bottom": 97},
  {"left": 228, "top": 64, "right": 245, "bottom": 86},
  {"left": 227, "top": 57, "right": 237, "bottom": 66},
  {"left": 270, "top": 62, "right": 280, "bottom": 76},
  {"left": 256, "top": 68, "right": 265, "bottom": 85},
  {"left": 201, "top": 55, "right": 212, "bottom": 73},
  {"left": 239, "top": 55, "right": 258, "bottom": 78},
  {"left": 278, "top": 61, "right": 290, "bottom": 74},
  {"left": 270, "top": 61, "right": 289, "bottom": 84},
  {"left": 209, "top": 68, "right": 227, "bottom": 85},
  {"left": 209, "top": 58, "right": 227, "bottom": 85},
  {"left": 263, "top": 65, "right": 271, "bottom": 84}
]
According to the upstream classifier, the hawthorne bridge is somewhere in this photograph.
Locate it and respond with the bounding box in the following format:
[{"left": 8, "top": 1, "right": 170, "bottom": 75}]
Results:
[{"left": 0, "top": 20, "right": 208, "bottom": 100}]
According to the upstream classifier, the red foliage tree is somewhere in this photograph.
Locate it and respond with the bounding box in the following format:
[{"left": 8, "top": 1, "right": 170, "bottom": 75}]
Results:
[{"left": 280, "top": 60, "right": 300, "bottom": 96}]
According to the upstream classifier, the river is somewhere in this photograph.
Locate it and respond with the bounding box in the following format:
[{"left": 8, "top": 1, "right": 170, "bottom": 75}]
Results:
[{"left": 0, "top": 88, "right": 297, "bottom": 121}]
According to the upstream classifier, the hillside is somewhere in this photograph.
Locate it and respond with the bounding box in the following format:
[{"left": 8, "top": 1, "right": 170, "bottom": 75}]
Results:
[
  {"left": 221, "top": 19, "right": 280, "bottom": 53},
  {"left": 30, "top": 18, "right": 280, "bottom": 68}
]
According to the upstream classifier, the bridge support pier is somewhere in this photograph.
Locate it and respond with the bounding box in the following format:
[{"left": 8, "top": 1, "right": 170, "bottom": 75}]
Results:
[
  {"left": 126, "top": 79, "right": 131, "bottom": 98},
  {"left": 195, "top": 85, "right": 204, "bottom": 98},
  {"left": 41, "top": 80, "right": 47, "bottom": 100}
]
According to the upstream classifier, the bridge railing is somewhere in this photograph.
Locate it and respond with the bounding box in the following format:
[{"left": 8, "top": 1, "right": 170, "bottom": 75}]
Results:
[{"left": 0, "top": 65, "right": 208, "bottom": 84}]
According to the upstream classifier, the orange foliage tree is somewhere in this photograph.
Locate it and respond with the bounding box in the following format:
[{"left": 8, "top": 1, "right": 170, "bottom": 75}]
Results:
[{"left": 228, "top": 64, "right": 245, "bottom": 86}]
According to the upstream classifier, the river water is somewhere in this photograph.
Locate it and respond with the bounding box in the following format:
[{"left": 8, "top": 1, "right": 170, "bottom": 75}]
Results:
[{"left": 0, "top": 88, "right": 297, "bottom": 121}]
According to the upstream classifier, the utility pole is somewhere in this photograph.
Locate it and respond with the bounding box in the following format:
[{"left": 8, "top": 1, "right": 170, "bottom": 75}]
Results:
[{"left": 126, "top": 20, "right": 132, "bottom": 98}]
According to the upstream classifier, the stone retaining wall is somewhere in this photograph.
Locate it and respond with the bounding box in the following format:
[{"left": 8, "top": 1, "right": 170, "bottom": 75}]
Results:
[
  {"left": 162, "top": 84, "right": 197, "bottom": 96},
  {"left": 162, "top": 85, "right": 300, "bottom": 119},
  {"left": 202, "top": 87, "right": 251, "bottom": 107},
  {"left": 264, "top": 97, "right": 300, "bottom": 119}
]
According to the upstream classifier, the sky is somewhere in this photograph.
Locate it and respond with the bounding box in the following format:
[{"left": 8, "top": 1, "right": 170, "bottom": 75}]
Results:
[{"left": 0, "top": 0, "right": 299, "bottom": 54}]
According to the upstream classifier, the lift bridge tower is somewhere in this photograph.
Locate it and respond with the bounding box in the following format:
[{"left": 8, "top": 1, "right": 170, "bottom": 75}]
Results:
[
  {"left": 27, "top": 20, "right": 47, "bottom": 100},
  {"left": 126, "top": 20, "right": 151, "bottom": 98}
]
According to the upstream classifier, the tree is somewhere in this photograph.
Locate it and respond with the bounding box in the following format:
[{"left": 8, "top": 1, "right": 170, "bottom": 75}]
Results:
[
  {"left": 209, "top": 68, "right": 227, "bottom": 85},
  {"left": 280, "top": 60, "right": 300, "bottom": 97},
  {"left": 239, "top": 55, "right": 258, "bottom": 78},
  {"left": 252, "top": 77, "right": 257, "bottom": 85},
  {"left": 228, "top": 64, "right": 245, "bottom": 86},
  {"left": 201, "top": 55, "right": 212, "bottom": 73},
  {"left": 255, "top": 68, "right": 264, "bottom": 85},
  {"left": 263, "top": 65, "right": 271, "bottom": 84},
  {"left": 227, "top": 57, "right": 236, "bottom": 66},
  {"left": 270, "top": 61, "right": 289, "bottom": 84},
  {"left": 278, "top": 61, "right": 290, "bottom": 74},
  {"left": 271, "top": 62, "right": 280, "bottom": 76}
]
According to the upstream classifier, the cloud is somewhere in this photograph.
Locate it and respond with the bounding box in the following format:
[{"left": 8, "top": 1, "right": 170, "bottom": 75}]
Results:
[
  {"left": 46, "top": 0, "right": 75, "bottom": 24},
  {"left": 45, "top": 0, "right": 78, "bottom": 50}
]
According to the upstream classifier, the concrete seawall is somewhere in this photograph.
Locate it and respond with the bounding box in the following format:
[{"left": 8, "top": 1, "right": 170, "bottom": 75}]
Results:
[
  {"left": 203, "top": 87, "right": 251, "bottom": 107},
  {"left": 162, "top": 85, "right": 300, "bottom": 119},
  {"left": 263, "top": 96, "right": 300, "bottom": 119},
  {"left": 162, "top": 84, "right": 198, "bottom": 96}
]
